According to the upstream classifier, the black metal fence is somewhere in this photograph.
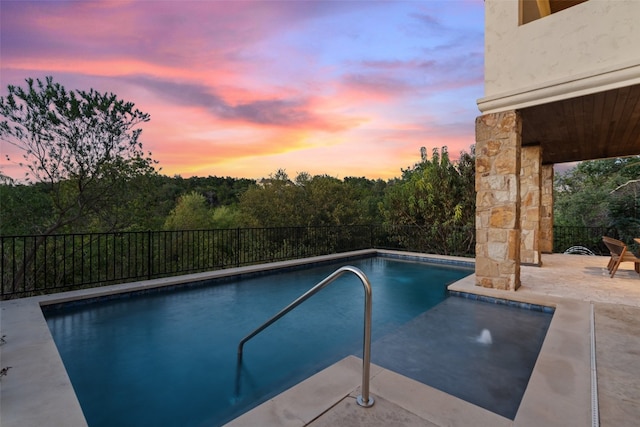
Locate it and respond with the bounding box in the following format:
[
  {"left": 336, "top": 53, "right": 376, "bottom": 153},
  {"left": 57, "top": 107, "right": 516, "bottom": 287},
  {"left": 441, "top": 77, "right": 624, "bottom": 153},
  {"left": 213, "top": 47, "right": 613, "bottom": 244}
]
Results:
[
  {"left": 552, "top": 225, "right": 617, "bottom": 255},
  {"left": 1, "top": 224, "right": 475, "bottom": 299},
  {"left": 3, "top": 224, "right": 632, "bottom": 300}
]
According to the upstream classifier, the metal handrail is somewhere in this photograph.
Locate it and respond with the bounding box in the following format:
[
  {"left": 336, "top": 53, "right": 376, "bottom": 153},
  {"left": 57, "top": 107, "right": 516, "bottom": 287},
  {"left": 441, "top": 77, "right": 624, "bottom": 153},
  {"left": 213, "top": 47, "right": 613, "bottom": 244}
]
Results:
[{"left": 236, "top": 265, "right": 375, "bottom": 408}]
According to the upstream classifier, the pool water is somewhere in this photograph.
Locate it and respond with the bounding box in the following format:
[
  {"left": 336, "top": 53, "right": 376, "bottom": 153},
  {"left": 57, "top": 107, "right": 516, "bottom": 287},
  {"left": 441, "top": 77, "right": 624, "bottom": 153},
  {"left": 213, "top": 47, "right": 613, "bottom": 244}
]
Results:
[
  {"left": 45, "top": 257, "right": 464, "bottom": 427},
  {"left": 44, "top": 256, "right": 472, "bottom": 427},
  {"left": 371, "top": 296, "right": 553, "bottom": 419}
]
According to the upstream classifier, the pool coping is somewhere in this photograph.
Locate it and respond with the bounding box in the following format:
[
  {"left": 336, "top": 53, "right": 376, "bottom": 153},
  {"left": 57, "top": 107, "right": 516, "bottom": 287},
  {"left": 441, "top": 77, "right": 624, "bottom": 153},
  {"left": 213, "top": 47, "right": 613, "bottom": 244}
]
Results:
[{"left": 0, "top": 250, "right": 591, "bottom": 426}]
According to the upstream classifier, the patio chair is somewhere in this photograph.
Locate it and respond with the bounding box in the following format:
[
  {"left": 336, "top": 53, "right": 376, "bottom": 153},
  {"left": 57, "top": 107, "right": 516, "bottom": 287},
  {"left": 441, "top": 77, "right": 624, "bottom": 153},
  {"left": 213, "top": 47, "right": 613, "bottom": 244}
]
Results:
[
  {"left": 602, "top": 236, "right": 640, "bottom": 278},
  {"left": 563, "top": 246, "right": 595, "bottom": 256}
]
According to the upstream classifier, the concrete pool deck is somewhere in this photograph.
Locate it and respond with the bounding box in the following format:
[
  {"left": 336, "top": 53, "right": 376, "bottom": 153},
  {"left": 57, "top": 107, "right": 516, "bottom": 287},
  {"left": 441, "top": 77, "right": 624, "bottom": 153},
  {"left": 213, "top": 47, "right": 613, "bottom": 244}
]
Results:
[{"left": 1, "top": 251, "right": 639, "bottom": 426}]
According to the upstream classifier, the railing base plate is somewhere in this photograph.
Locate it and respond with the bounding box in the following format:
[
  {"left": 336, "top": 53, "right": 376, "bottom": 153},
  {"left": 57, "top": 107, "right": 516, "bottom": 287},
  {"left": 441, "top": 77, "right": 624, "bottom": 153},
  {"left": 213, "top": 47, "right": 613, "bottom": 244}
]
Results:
[{"left": 356, "top": 395, "right": 375, "bottom": 408}]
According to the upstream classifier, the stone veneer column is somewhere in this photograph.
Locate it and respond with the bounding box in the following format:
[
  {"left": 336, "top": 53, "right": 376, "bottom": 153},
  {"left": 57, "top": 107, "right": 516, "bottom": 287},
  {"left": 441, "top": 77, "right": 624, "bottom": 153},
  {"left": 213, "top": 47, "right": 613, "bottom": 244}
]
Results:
[
  {"left": 475, "top": 110, "right": 521, "bottom": 290},
  {"left": 520, "top": 145, "right": 542, "bottom": 266},
  {"left": 540, "top": 165, "right": 554, "bottom": 253}
]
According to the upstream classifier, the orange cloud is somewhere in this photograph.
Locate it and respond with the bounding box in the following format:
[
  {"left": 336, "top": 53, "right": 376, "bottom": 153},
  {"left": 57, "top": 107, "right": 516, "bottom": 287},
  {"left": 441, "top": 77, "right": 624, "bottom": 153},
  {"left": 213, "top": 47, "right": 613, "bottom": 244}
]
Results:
[{"left": 1, "top": 0, "right": 484, "bottom": 182}]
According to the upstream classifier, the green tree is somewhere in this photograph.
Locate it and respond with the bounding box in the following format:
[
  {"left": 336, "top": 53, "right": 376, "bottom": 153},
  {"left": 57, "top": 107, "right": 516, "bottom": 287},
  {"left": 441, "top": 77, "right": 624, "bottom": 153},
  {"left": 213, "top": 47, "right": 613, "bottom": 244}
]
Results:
[
  {"left": 343, "top": 176, "right": 387, "bottom": 223},
  {"left": 301, "top": 174, "right": 367, "bottom": 225},
  {"left": 0, "top": 182, "right": 52, "bottom": 235},
  {"left": 554, "top": 156, "right": 640, "bottom": 242},
  {"left": 211, "top": 205, "right": 242, "bottom": 228},
  {"left": 119, "top": 173, "right": 187, "bottom": 231},
  {"left": 239, "top": 169, "right": 300, "bottom": 227},
  {"left": 1, "top": 76, "right": 156, "bottom": 289},
  {"left": 0, "top": 76, "right": 156, "bottom": 234},
  {"left": 380, "top": 146, "right": 476, "bottom": 255},
  {"left": 164, "top": 191, "right": 213, "bottom": 230},
  {"left": 179, "top": 175, "right": 255, "bottom": 207},
  {"left": 238, "top": 170, "right": 370, "bottom": 227}
]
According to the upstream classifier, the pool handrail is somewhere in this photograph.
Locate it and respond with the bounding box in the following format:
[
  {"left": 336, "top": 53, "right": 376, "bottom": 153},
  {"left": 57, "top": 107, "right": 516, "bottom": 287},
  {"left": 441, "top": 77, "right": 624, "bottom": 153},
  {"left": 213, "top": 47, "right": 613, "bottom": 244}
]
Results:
[{"left": 236, "top": 265, "right": 375, "bottom": 408}]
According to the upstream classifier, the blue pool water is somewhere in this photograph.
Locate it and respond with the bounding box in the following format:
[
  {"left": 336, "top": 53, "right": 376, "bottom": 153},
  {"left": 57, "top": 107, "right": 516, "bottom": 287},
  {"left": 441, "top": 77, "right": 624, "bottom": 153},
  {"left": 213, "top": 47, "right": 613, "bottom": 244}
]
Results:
[{"left": 45, "top": 256, "right": 472, "bottom": 427}]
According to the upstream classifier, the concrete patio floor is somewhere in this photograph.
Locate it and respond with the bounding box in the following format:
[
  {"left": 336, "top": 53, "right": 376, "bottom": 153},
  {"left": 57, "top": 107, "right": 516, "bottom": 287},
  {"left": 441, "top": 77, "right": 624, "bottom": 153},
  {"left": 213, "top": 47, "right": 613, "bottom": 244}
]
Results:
[{"left": 1, "top": 251, "right": 639, "bottom": 426}]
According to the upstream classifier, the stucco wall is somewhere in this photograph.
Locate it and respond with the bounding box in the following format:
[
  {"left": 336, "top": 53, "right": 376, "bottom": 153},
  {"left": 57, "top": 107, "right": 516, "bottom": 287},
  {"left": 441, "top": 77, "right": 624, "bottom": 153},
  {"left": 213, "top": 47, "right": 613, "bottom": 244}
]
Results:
[{"left": 480, "top": 0, "right": 640, "bottom": 112}]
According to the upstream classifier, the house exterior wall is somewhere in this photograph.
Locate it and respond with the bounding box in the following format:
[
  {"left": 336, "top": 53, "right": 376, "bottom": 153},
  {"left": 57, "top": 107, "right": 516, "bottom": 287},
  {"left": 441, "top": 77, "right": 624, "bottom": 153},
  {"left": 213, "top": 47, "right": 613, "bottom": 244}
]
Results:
[{"left": 480, "top": 0, "right": 640, "bottom": 113}]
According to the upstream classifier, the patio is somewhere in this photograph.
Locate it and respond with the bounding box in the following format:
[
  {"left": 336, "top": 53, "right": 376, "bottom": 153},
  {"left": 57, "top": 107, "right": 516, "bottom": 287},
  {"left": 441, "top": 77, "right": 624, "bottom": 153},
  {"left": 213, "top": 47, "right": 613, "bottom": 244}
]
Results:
[{"left": 474, "top": 252, "right": 640, "bottom": 308}]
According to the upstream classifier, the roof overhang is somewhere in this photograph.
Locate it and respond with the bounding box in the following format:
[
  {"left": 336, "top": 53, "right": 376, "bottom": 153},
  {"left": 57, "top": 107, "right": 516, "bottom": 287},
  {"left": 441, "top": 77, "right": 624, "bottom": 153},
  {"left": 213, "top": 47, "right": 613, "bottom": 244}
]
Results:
[{"left": 520, "top": 83, "right": 640, "bottom": 164}]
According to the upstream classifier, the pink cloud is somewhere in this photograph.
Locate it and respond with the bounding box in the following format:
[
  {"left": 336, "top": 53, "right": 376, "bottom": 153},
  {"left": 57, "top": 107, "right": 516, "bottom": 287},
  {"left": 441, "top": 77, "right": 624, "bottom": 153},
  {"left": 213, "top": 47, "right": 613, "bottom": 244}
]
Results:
[{"left": 1, "top": 0, "right": 484, "bottom": 181}]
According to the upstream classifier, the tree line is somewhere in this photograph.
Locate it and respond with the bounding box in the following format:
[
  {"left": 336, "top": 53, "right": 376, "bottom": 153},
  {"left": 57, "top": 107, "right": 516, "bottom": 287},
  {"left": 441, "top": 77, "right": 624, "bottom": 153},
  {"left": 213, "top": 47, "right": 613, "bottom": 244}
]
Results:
[
  {"left": 1, "top": 148, "right": 476, "bottom": 236},
  {"left": 1, "top": 77, "right": 638, "bottom": 243}
]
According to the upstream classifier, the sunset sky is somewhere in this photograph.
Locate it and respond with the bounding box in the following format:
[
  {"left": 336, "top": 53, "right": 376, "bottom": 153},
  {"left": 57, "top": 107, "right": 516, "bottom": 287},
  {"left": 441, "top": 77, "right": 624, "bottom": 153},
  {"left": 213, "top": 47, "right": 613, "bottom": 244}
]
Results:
[{"left": 0, "top": 0, "right": 484, "bottom": 181}]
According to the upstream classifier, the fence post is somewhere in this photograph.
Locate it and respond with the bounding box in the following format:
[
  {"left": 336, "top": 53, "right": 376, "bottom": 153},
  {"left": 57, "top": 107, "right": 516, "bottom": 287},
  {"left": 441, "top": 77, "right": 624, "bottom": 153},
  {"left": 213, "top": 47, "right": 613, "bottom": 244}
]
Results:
[
  {"left": 147, "top": 230, "right": 153, "bottom": 280},
  {"left": 236, "top": 227, "right": 241, "bottom": 267}
]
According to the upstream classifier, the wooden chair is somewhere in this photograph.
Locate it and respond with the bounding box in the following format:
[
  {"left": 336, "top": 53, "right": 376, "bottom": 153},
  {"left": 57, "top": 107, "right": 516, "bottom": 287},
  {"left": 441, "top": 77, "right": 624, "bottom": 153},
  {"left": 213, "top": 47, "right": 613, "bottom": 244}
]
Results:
[{"left": 602, "top": 236, "right": 640, "bottom": 278}]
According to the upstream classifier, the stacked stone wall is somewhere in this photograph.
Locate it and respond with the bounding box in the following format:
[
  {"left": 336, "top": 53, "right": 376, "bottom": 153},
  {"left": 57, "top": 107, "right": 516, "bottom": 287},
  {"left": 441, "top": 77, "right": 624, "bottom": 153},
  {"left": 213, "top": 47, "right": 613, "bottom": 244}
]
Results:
[
  {"left": 520, "top": 145, "right": 542, "bottom": 266},
  {"left": 540, "top": 165, "right": 554, "bottom": 253},
  {"left": 475, "top": 111, "right": 522, "bottom": 290}
]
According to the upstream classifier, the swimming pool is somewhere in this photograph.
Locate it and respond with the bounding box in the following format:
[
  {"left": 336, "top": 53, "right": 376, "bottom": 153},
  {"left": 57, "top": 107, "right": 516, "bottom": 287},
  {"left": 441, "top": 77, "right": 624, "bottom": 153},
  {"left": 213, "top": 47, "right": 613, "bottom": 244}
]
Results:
[{"left": 43, "top": 254, "right": 551, "bottom": 426}]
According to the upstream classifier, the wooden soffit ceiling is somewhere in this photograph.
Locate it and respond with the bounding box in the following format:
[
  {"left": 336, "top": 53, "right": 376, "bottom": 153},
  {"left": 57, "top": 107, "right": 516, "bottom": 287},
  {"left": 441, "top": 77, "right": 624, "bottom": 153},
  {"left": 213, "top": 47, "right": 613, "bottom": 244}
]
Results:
[{"left": 520, "top": 83, "right": 640, "bottom": 165}]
